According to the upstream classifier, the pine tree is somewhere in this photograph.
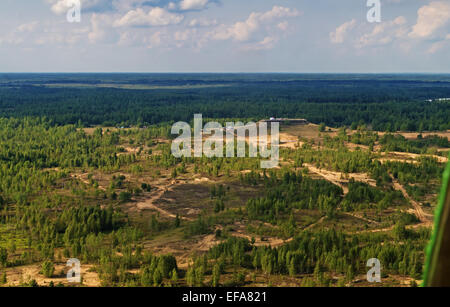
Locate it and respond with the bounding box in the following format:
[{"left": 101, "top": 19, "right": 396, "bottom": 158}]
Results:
[
  {"left": 174, "top": 214, "right": 181, "bottom": 228},
  {"left": 170, "top": 269, "right": 178, "bottom": 286},
  {"left": 153, "top": 268, "right": 163, "bottom": 287},
  {"left": 0, "top": 248, "right": 7, "bottom": 267},
  {"left": 186, "top": 267, "right": 195, "bottom": 287},
  {"left": 0, "top": 271, "right": 7, "bottom": 285},
  {"left": 346, "top": 265, "right": 354, "bottom": 282},
  {"left": 41, "top": 260, "right": 54, "bottom": 278},
  {"left": 212, "top": 264, "right": 221, "bottom": 287}
]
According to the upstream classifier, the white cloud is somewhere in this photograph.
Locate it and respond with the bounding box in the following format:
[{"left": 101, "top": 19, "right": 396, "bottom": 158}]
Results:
[
  {"left": 0, "top": 35, "right": 24, "bottom": 46},
  {"left": 329, "top": 16, "right": 421, "bottom": 51},
  {"left": 173, "top": 29, "right": 198, "bottom": 47},
  {"left": 88, "top": 13, "right": 119, "bottom": 43},
  {"left": 409, "top": 1, "right": 450, "bottom": 38},
  {"left": 210, "top": 6, "right": 300, "bottom": 42},
  {"left": 40, "top": 1, "right": 297, "bottom": 52},
  {"left": 357, "top": 16, "right": 407, "bottom": 48},
  {"left": 258, "top": 6, "right": 300, "bottom": 22},
  {"left": 145, "top": 32, "right": 163, "bottom": 48},
  {"left": 111, "top": 0, "right": 149, "bottom": 12},
  {"left": 118, "top": 29, "right": 165, "bottom": 49},
  {"left": 174, "top": 30, "right": 191, "bottom": 41},
  {"left": 114, "top": 7, "right": 184, "bottom": 27},
  {"left": 48, "top": 0, "right": 73, "bottom": 14},
  {"left": 242, "top": 36, "right": 276, "bottom": 51},
  {"left": 47, "top": 0, "right": 115, "bottom": 14},
  {"left": 0, "top": 19, "right": 85, "bottom": 47},
  {"left": 277, "top": 21, "right": 289, "bottom": 31},
  {"left": 179, "top": 0, "right": 209, "bottom": 11},
  {"left": 17, "top": 22, "right": 39, "bottom": 33},
  {"left": 427, "top": 41, "right": 446, "bottom": 54},
  {"left": 116, "top": 28, "right": 156, "bottom": 47},
  {"left": 427, "top": 33, "right": 450, "bottom": 54},
  {"left": 330, "top": 2, "right": 450, "bottom": 54},
  {"left": 188, "top": 18, "right": 217, "bottom": 27},
  {"left": 330, "top": 19, "right": 356, "bottom": 44}
]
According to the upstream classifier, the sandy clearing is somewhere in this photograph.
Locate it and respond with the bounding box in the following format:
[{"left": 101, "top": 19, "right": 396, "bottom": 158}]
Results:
[
  {"left": 130, "top": 176, "right": 213, "bottom": 221},
  {"left": 194, "top": 177, "right": 211, "bottom": 183},
  {"left": 4, "top": 263, "right": 100, "bottom": 287},
  {"left": 279, "top": 132, "right": 302, "bottom": 149},
  {"left": 377, "top": 130, "right": 450, "bottom": 141},
  {"left": 377, "top": 158, "right": 419, "bottom": 165},
  {"left": 343, "top": 142, "right": 447, "bottom": 163},
  {"left": 304, "top": 163, "right": 377, "bottom": 195},
  {"left": 379, "top": 151, "right": 448, "bottom": 163}
]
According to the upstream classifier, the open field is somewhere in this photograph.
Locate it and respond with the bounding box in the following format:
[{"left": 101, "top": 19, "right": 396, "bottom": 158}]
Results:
[{"left": 40, "top": 83, "right": 232, "bottom": 90}]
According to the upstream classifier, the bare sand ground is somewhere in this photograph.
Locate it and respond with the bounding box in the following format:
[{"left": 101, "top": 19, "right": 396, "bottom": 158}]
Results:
[
  {"left": 377, "top": 130, "right": 450, "bottom": 140},
  {"left": 4, "top": 263, "right": 100, "bottom": 287},
  {"left": 130, "top": 178, "right": 194, "bottom": 221},
  {"left": 304, "top": 163, "right": 377, "bottom": 195}
]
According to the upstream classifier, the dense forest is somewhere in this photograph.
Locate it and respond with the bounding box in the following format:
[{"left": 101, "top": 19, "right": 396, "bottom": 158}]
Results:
[{"left": 0, "top": 74, "right": 449, "bottom": 131}]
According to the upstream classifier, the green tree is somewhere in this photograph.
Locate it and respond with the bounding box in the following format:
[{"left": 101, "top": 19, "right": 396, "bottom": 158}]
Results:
[
  {"left": 186, "top": 267, "right": 195, "bottom": 287},
  {"left": 212, "top": 264, "right": 221, "bottom": 287},
  {"left": 319, "top": 123, "right": 326, "bottom": 132},
  {"left": 0, "top": 248, "right": 7, "bottom": 267},
  {"left": 41, "top": 260, "right": 55, "bottom": 278},
  {"left": 174, "top": 214, "right": 181, "bottom": 228},
  {"left": 0, "top": 271, "right": 7, "bottom": 284},
  {"left": 119, "top": 192, "right": 132, "bottom": 203},
  {"left": 393, "top": 222, "right": 408, "bottom": 240},
  {"left": 153, "top": 269, "right": 163, "bottom": 286},
  {"left": 170, "top": 269, "right": 178, "bottom": 286},
  {"left": 346, "top": 265, "right": 354, "bottom": 282}
]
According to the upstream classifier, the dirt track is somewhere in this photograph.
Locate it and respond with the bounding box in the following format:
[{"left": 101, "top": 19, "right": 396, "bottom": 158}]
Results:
[
  {"left": 380, "top": 151, "right": 448, "bottom": 164},
  {"left": 134, "top": 180, "right": 193, "bottom": 221},
  {"left": 390, "top": 177, "right": 432, "bottom": 226},
  {"left": 304, "top": 163, "right": 377, "bottom": 195},
  {"left": 341, "top": 212, "right": 380, "bottom": 225},
  {"left": 70, "top": 173, "right": 107, "bottom": 191},
  {"left": 303, "top": 163, "right": 434, "bottom": 231}
]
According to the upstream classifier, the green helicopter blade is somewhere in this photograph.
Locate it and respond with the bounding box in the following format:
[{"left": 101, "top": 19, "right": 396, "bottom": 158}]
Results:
[{"left": 424, "top": 155, "right": 450, "bottom": 287}]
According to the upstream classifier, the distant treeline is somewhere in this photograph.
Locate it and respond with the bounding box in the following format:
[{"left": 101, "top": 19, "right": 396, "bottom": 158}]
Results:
[{"left": 1, "top": 74, "right": 449, "bottom": 131}]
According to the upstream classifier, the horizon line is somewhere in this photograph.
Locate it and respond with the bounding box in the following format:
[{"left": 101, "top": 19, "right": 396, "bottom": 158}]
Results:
[{"left": 2, "top": 72, "right": 450, "bottom": 75}]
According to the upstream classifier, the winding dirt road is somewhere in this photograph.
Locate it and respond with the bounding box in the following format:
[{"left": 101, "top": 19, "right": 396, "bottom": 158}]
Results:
[
  {"left": 304, "top": 163, "right": 377, "bottom": 195},
  {"left": 135, "top": 181, "right": 193, "bottom": 221},
  {"left": 391, "top": 177, "right": 432, "bottom": 225}
]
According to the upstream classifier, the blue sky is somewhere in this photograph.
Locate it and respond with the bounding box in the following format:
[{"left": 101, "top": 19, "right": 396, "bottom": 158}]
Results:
[{"left": 0, "top": 0, "right": 449, "bottom": 72}]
